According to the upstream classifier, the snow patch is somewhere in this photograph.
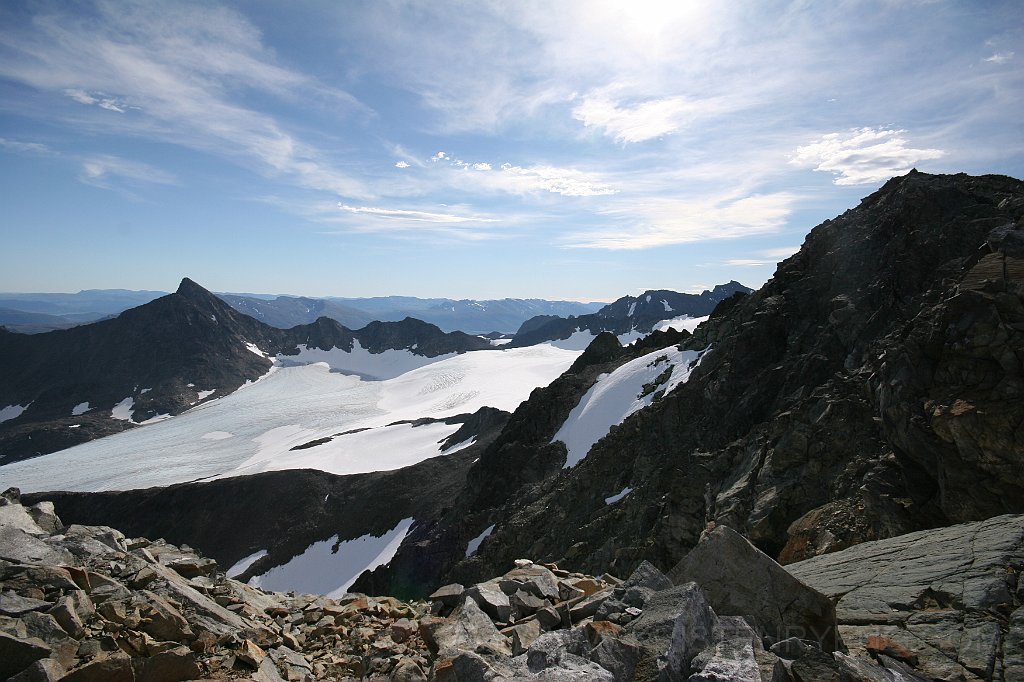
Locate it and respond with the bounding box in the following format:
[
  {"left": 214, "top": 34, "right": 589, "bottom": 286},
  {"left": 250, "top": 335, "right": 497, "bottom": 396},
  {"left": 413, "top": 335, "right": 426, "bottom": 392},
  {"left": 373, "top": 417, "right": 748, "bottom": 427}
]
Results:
[
  {"left": 235, "top": 421, "right": 463, "bottom": 477},
  {"left": 657, "top": 316, "right": 709, "bottom": 333},
  {"left": 489, "top": 338, "right": 512, "bottom": 346},
  {"left": 465, "top": 524, "right": 495, "bottom": 558},
  {"left": 140, "top": 388, "right": 152, "bottom": 395},
  {"left": 0, "top": 404, "right": 28, "bottom": 424},
  {"left": 69, "top": 424, "right": 80, "bottom": 428},
  {"left": 554, "top": 345, "right": 707, "bottom": 468},
  {"left": 627, "top": 301, "right": 637, "bottom": 316},
  {"left": 605, "top": 487, "right": 633, "bottom": 505},
  {"left": 662, "top": 300, "right": 673, "bottom": 312},
  {"left": 546, "top": 329, "right": 598, "bottom": 351},
  {"left": 226, "top": 550, "right": 267, "bottom": 578},
  {"left": 197, "top": 389, "right": 216, "bottom": 400},
  {"left": 110, "top": 397, "right": 134, "bottom": 421},
  {"left": 71, "top": 402, "right": 90, "bottom": 416},
  {"left": 645, "top": 295, "right": 651, "bottom": 303},
  {"left": 245, "top": 342, "right": 268, "bottom": 358},
  {"left": 248, "top": 518, "right": 414, "bottom": 597}
]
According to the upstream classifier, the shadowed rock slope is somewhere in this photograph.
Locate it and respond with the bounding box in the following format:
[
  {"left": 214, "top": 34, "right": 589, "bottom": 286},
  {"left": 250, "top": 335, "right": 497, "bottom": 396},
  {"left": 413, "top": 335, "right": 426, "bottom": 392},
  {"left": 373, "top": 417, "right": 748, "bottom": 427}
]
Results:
[{"left": 369, "top": 170, "right": 1024, "bottom": 596}]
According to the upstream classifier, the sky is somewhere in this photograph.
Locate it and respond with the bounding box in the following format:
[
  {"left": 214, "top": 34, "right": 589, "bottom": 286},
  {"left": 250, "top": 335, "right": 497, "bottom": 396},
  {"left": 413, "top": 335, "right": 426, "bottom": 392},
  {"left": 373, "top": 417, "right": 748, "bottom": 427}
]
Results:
[{"left": 0, "top": 1, "right": 1021, "bottom": 301}]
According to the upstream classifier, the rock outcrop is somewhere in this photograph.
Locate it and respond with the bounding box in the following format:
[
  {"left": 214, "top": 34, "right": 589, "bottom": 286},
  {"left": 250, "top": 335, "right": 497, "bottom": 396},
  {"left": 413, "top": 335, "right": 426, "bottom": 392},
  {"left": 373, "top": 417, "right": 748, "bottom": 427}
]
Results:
[
  {"left": 365, "top": 171, "right": 1024, "bottom": 597},
  {"left": 788, "top": 514, "right": 1024, "bottom": 681}
]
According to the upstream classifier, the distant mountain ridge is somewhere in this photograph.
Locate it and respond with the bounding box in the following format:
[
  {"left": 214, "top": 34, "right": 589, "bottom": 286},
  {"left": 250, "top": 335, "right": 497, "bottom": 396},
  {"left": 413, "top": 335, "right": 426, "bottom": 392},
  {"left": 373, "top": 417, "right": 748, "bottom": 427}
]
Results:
[
  {"left": 0, "top": 278, "right": 489, "bottom": 462},
  {"left": 509, "top": 282, "right": 752, "bottom": 347},
  {"left": 0, "top": 289, "right": 604, "bottom": 335},
  {"left": 222, "top": 294, "right": 605, "bottom": 334}
]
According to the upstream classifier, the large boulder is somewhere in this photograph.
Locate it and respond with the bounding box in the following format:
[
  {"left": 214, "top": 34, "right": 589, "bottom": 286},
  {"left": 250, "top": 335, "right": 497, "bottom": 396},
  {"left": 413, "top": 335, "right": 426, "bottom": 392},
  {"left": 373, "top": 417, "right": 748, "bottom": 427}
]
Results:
[
  {"left": 667, "top": 525, "right": 840, "bottom": 650},
  {"left": 788, "top": 514, "right": 1024, "bottom": 681}
]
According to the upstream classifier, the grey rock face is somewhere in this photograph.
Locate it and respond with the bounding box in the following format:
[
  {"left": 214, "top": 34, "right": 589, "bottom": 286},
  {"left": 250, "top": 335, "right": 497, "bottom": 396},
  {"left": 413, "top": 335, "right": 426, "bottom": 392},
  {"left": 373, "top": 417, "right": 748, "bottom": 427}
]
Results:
[
  {"left": 433, "top": 597, "right": 512, "bottom": 658},
  {"left": 668, "top": 525, "right": 840, "bottom": 651},
  {"left": 788, "top": 514, "right": 1024, "bottom": 681}
]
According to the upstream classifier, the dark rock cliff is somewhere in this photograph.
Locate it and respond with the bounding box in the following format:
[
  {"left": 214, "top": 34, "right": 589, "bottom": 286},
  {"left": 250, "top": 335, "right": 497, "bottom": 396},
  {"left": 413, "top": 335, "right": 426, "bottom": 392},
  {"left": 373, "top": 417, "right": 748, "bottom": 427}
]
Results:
[{"left": 370, "top": 171, "right": 1024, "bottom": 595}]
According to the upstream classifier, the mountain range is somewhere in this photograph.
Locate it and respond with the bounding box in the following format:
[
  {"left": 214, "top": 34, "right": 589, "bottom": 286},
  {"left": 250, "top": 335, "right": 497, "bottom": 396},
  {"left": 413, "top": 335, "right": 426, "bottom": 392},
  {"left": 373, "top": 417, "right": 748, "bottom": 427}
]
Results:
[
  {"left": 1, "top": 171, "right": 1022, "bottom": 680},
  {"left": 0, "top": 290, "right": 606, "bottom": 335}
]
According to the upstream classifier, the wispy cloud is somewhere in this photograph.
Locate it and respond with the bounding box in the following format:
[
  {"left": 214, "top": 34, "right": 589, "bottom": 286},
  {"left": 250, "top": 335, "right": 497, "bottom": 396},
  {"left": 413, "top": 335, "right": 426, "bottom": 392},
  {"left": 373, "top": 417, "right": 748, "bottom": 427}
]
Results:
[
  {"left": 79, "top": 155, "right": 178, "bottom": 189},
  {"left": 494, "top": 164, "right": 617, "bottom": 197},
  {"left": 984, "top": 51, "right": 1014, "bottom": 64},
  {"left": 338, "top": 204, "right": 497, "bottom": 224},
  {"left": 64, "top": 89, "right": 130, "bottom": 112},
  {"left": 0, "top": 0, "right": 371, "bottom": 199},
  {"left": 0, "top": 137, "right": 55, "bottom": 156},
  {"left": 568, "top": 192, "right": 795, "bottom": 250},
  {"left": 573, "top": 92, "right": 732, "bottom": 143},
  {"left": 426, "top": 151, "right": 617, "bottom": 197},
  {"left": 791, "top": 127, "right": 945, "bottom": 185}
]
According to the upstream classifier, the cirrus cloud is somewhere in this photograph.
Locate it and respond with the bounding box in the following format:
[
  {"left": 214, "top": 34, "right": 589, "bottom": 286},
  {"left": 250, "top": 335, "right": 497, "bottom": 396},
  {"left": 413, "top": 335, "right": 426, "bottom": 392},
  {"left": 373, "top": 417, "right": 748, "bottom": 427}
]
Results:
[
  {"left": 791, "top": 127, "right": 945, "bottom": 185},
  {"left": 567, "top": 191, "right": 795, "bottom": 250}
]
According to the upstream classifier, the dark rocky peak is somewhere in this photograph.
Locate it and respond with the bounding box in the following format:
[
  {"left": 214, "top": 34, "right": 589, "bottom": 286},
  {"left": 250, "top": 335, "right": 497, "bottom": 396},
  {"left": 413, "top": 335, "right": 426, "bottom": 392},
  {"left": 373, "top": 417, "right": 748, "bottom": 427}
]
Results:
[
  {"left": 355, "top": 317, "right": 491, "bottom": 356},
  {"left": 175, "top": 276, "right": 208, "bottom": 298},
  {"left": 279, "top": 315, "right": 355, "bottom": 352},
  {"left": 567, "top": 331, "right": 622, "bottom": 373}
]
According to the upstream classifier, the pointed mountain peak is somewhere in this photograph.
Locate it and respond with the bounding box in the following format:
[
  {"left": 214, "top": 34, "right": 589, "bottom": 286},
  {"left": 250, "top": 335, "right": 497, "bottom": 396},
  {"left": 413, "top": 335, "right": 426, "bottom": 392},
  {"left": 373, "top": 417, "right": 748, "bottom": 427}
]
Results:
[{"left": 176, "top": 277, "right": 208, "bottom": 295}]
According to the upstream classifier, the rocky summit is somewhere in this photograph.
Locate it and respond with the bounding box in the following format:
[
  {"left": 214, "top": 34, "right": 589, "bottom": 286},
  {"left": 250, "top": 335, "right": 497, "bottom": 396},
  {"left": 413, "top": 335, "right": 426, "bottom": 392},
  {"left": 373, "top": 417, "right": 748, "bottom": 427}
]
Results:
[{"left": 4, "top": 485, "right": 1021, "bottom": 681}]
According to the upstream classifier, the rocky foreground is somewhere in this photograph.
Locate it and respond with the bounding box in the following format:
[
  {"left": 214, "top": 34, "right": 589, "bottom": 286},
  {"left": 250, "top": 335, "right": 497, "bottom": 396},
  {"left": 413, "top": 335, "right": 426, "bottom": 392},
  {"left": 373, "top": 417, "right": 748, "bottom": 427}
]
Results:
[{"left": 2, "top": 488, "right": 1021, "bottom": 681}]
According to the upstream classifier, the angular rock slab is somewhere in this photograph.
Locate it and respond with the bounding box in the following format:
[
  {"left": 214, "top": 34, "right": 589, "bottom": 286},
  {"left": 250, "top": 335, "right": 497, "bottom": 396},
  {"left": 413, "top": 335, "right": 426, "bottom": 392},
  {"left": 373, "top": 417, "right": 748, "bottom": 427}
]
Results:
[
  {"left": 788, "top": 514, "right": 1024, "bottom": 680},
  {"left": 668, "top": 525, "right": 840, "bottom": 650}
]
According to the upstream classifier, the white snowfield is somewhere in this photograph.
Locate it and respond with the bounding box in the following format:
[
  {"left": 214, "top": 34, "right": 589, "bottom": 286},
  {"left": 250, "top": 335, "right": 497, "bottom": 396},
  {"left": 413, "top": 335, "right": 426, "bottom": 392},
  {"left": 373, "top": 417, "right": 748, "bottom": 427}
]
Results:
[
  {"left": 1, "top": 344, "right": 581, "bottom": 492},
  {"left": 546, "top": 328, "right": 646, "bottom": 351},
  {"left": 657, "top": 315, "right": 709, "bottom": 333},
  {"left": 247, "top": 518, "right": 414, "bottom": 598},
  {"left": 554, "top": 345, "right": 709, "bottom": 468},
  {"left": 276, "top": 341, "right": 455, "bottom": 380}
]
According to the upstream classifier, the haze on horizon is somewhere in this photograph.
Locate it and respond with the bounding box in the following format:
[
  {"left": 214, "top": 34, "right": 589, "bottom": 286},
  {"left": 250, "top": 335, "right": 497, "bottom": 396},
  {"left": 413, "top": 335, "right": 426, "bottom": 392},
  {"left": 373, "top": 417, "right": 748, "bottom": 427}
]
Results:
[{"left": 0, "top": 1, "right": 1021, "bottom": 301}]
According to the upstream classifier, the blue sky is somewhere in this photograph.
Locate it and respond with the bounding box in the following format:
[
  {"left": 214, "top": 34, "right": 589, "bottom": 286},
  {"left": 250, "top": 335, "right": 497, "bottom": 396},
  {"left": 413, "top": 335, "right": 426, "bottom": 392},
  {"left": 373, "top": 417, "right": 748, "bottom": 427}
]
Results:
[{"left": 0, "top": 1, "right": 1021, "bottom": 300}]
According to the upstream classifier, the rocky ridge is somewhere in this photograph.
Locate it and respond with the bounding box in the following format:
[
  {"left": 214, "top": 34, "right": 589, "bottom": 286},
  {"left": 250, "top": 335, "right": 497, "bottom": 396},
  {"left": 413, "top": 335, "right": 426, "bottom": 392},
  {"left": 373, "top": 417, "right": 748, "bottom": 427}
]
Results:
[
  {"left": 364, "top": 171, "right": 1024, "bottom": 597},
  {"left": 509, "top": 283, "right": 750, "bottom": 348}
]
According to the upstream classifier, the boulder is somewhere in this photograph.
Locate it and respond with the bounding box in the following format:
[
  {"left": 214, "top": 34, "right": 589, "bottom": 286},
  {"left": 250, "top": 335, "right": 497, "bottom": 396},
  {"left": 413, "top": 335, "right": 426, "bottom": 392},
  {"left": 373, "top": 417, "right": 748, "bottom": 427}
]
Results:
[
  {"left": 464, "top": 581, "right": 512, "bottom": 624},
  {"left": 0, "top": 631, "right": 51, "bottom": 679},
  {"left": 668, "top": 525, "right": 840, "bottom": 650},
  {"left": 431, "top": 597, "right": 512, "bottom": 657},
  {"left": 624, "top": 581, "right": 720, "bottom": 681},
  {"left": 0, "top": 591, "right": 51, "bottom": 617}
]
